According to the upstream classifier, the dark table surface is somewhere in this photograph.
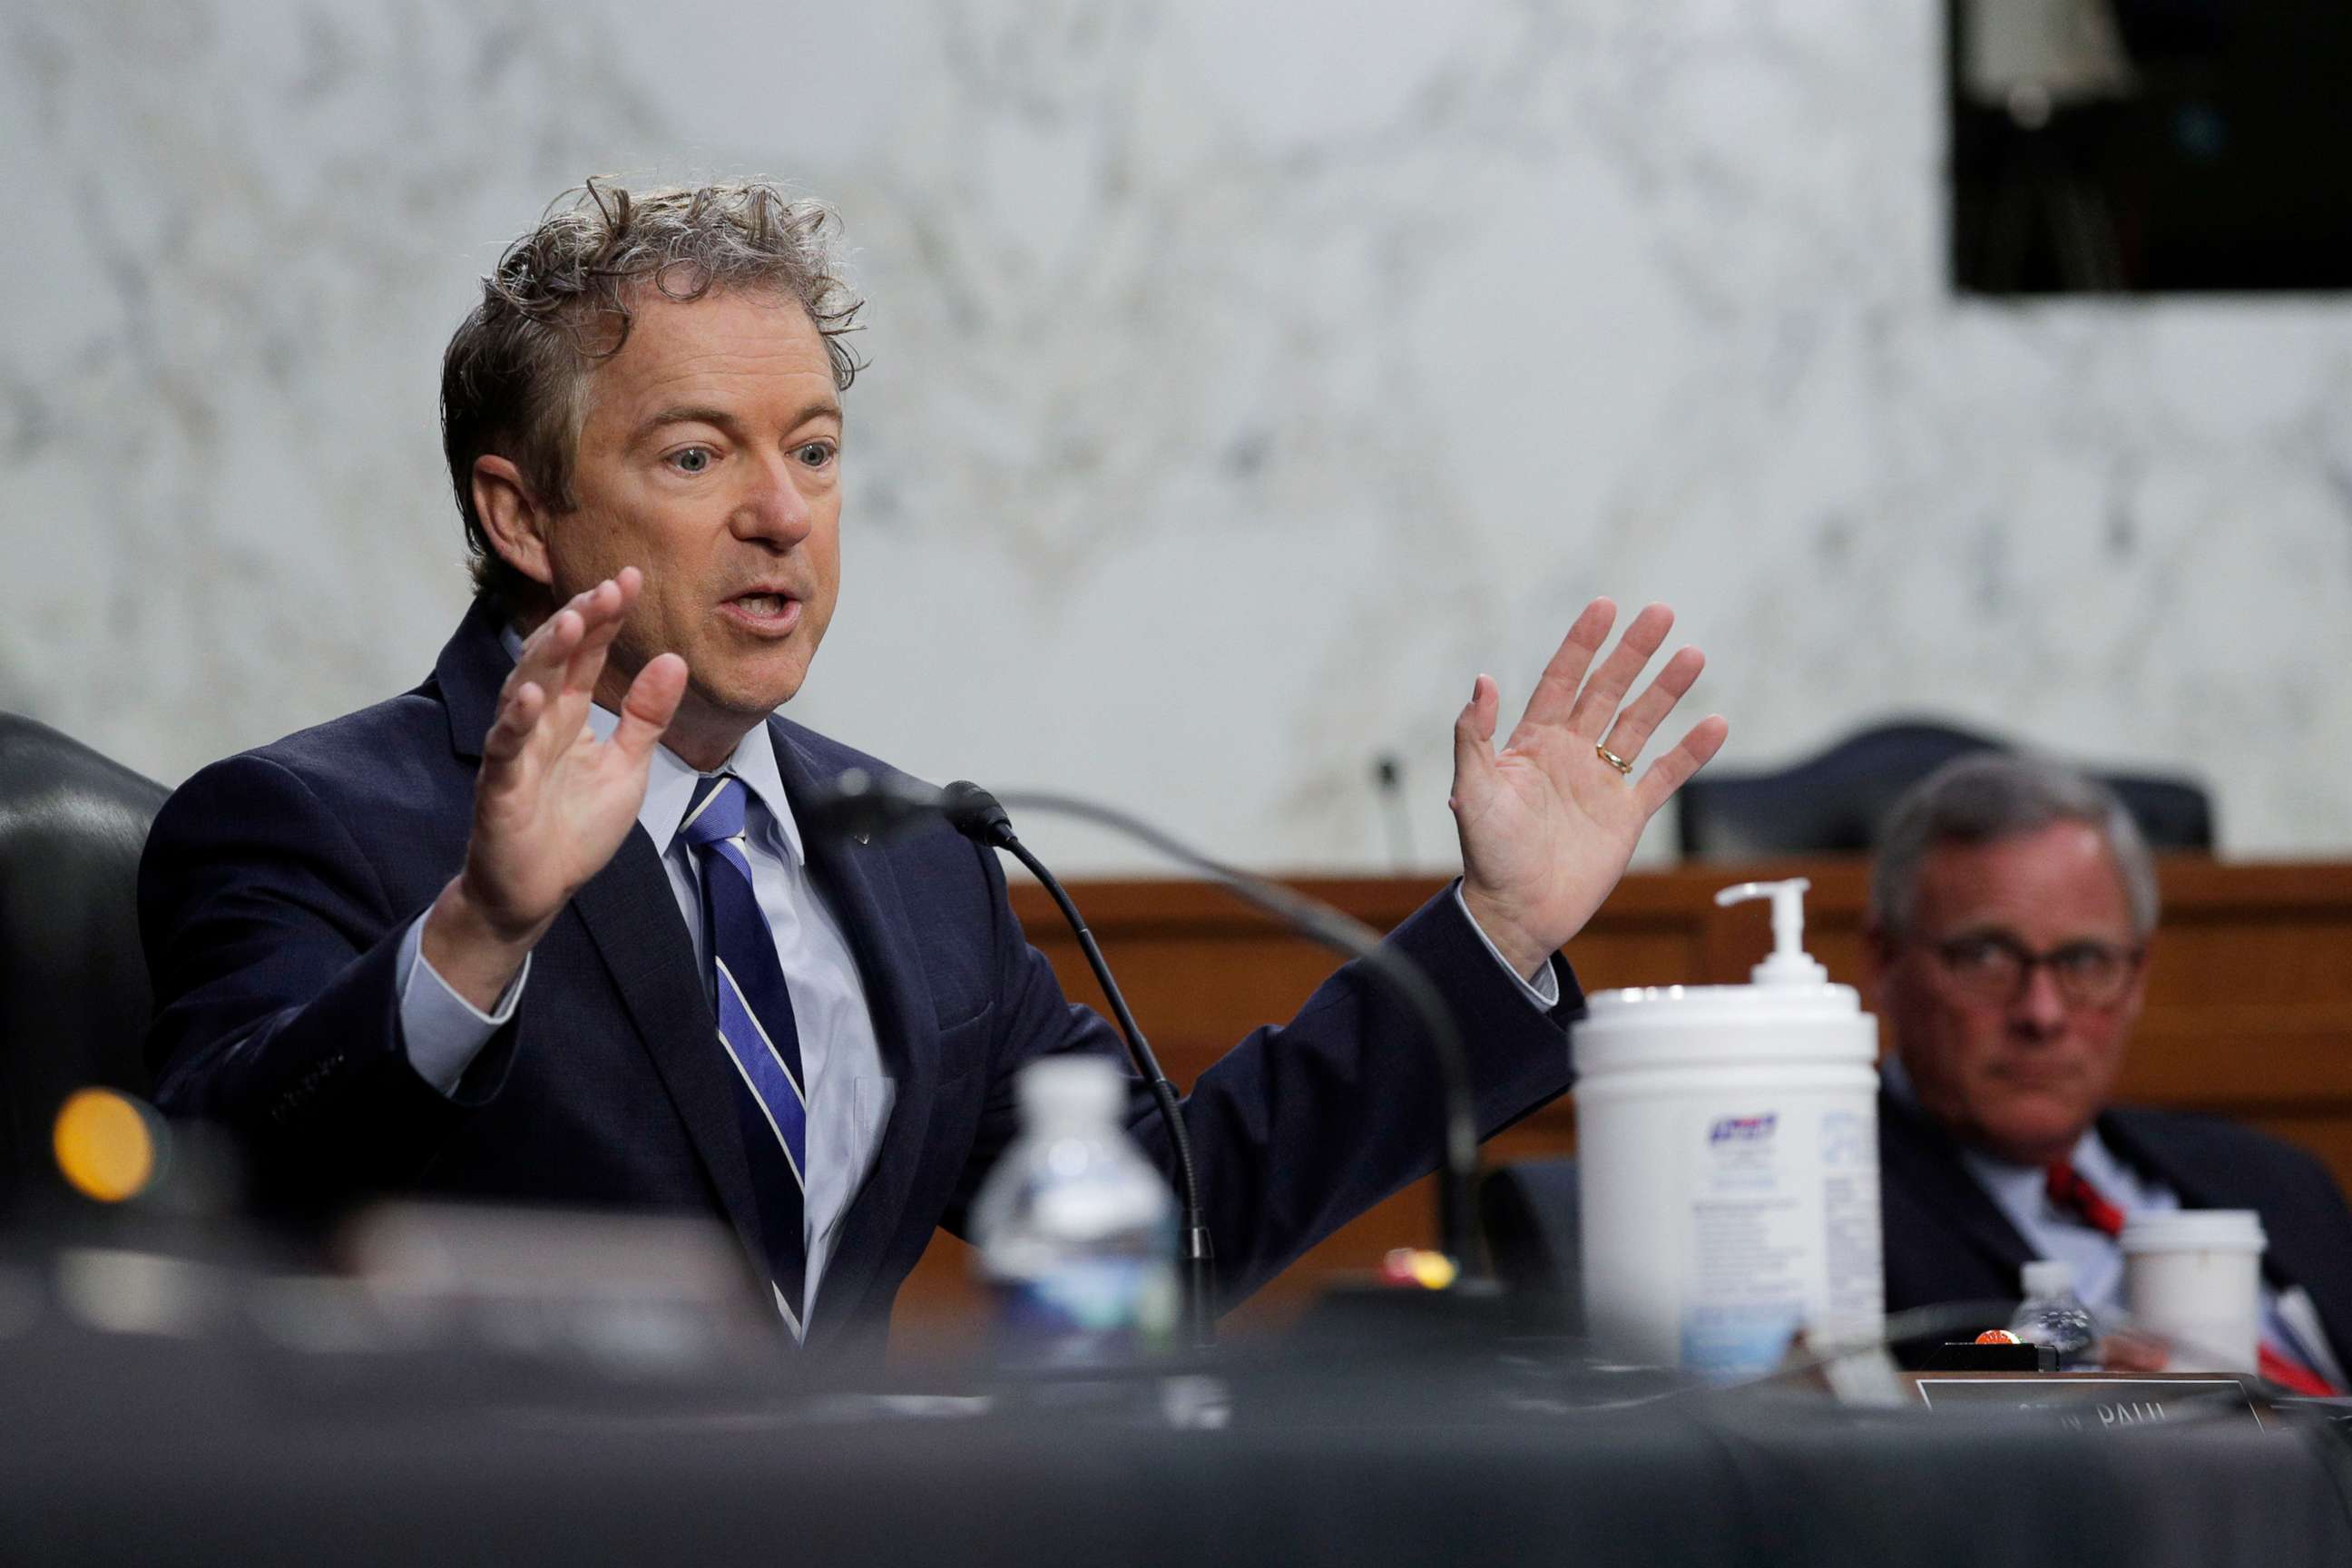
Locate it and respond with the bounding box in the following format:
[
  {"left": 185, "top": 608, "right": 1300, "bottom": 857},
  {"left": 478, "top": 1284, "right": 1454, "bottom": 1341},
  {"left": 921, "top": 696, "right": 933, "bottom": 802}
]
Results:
[{"left": 5, "top": 1286, "right": 2350, "bottom": 1568}]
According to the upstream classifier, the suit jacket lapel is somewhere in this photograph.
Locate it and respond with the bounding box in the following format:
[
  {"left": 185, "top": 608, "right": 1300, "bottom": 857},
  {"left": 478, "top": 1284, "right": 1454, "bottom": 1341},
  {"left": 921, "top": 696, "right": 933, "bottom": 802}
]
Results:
[
  {"left": 571, "top": 828, "right": 777, "bottom": 1298},
  {"left": 768, "top": 722, "right": 946, "bottom": 1347},
  {"left": 2103, "top": 1116, "right": 2210, "bottom": 1205},
  {"left": 2102, "top": 1112, "right": 2308, "bottom": 1293},
  {"left": 1879, "top": 1090, "right": 2036, "bottom": 1285}
]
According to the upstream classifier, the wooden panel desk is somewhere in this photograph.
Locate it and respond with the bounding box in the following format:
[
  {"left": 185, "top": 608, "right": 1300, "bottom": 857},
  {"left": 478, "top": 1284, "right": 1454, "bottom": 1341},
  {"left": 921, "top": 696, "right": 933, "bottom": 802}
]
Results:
[{"left": 888, "top": 858, "right": 2352, "bottom": 1348}]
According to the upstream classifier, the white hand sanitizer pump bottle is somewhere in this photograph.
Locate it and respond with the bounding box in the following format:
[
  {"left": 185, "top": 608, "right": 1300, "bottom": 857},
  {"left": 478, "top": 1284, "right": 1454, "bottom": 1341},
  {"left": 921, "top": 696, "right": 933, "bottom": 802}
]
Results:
[{"left": 1572, "top": 878, "right": 1885, "bottom": 1377}]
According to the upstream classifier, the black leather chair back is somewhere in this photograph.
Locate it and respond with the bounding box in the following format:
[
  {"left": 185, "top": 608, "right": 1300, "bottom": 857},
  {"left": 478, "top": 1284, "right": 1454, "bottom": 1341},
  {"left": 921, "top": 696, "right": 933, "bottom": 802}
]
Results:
[
  {"left": 1676, "top": 718, "right": 2214, "bottom": 859},
  {"left": 0, "top": 713, "right": 168, "bottom": 1200}
]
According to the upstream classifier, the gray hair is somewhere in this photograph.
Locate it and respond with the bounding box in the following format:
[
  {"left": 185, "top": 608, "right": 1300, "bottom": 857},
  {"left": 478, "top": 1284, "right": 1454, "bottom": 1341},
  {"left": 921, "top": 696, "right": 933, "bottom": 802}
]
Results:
[
  {"left": 440, "top": 178, "right": 864, "bottom": 614},
  {"left": 1869, "top": 752, "right": 2161, "bottom": 939}
]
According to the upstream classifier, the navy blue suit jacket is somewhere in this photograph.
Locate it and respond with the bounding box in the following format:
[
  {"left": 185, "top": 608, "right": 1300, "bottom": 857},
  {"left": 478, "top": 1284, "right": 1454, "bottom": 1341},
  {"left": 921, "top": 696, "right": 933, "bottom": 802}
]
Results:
[{"left": 140, "top": 602, "right": 1581, "bottom": 1349}]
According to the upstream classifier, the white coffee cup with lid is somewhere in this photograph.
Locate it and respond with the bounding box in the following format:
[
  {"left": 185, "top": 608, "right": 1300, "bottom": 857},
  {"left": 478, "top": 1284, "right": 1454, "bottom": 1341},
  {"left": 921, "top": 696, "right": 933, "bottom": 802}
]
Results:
[{"left": 2119, "top": 1210, "right": 2266, "bottom": 1373}]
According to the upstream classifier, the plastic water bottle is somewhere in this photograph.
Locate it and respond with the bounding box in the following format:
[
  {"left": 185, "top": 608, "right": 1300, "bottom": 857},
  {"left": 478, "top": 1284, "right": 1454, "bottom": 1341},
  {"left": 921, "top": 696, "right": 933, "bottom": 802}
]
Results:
[
  {"left": 970, "top": 1055, "right": 1180, "bottom": 1369},
  {"left": 2009, "top": 1259, "right": 2098, "bottom": 1368}
]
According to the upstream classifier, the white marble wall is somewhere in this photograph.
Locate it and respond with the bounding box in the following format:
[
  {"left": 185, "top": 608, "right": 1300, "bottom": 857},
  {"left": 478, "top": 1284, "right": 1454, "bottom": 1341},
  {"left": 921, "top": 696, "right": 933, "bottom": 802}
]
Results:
[{"left": 6, "top": 0, "right": 2350, "bottom": 873}]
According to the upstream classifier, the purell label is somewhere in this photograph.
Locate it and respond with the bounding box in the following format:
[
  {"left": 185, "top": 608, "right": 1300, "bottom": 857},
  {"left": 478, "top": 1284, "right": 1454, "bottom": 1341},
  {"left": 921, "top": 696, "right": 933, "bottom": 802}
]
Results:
[
  {"left": 1709, "top": 1113, "right": 1778, "bottom": 1145},
  {"left": 1681, "top": 1100, "right": 1883, "bottom": 1377}
]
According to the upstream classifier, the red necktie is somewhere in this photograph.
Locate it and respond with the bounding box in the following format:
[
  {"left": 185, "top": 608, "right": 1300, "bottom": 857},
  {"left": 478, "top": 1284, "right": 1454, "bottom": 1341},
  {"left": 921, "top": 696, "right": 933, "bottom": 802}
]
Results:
[
  {"left": 2044, "top": 1161, "right": 2126, "bottom": 1237},
  {"left": 2043, "top": 1160, "right": 2340, "bottom": 1396}
]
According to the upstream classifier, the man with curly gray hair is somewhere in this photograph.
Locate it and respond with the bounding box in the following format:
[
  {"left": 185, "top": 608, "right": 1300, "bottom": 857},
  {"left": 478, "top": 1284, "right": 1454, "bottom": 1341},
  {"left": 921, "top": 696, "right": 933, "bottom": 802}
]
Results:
[
  {"left": 439, "top": 181, "right": 864, "bottom": 621},
  {"left": 141, "top": 177, "right": 1729, "bottom": 1351}
]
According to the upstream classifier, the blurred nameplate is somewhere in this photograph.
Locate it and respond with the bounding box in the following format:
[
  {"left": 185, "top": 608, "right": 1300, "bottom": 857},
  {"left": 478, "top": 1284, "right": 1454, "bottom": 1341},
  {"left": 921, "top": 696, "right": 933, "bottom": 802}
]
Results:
[
  {"left": 1908, "top": 1374, "right": 2269, "bottom": 1433},
  {"left": 334, "top": 1201, "right": 776, "bottom": 1372}
]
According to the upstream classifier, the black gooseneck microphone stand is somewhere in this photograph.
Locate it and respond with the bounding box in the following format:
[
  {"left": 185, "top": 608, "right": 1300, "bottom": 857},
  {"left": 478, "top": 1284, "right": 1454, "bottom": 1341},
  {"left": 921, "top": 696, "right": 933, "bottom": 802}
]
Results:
[
  {"left": 979, "top": 789, "right": 1484, "bottom": 1283},
  {"left": 936, "top": 782, "right": 1217, "bottom": 1352},
  {"left": 803, "top": 770, "right": 1490, "bottom": 1336},
  {"left": 804, "top": 769, "right": 1217, "bottom": 1348}
]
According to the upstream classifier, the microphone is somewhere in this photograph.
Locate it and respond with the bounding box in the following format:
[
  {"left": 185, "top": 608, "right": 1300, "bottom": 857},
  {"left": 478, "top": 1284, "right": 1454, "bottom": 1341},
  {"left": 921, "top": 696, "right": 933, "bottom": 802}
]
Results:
[
  {"left": 800, "top": 771, "right": 1488, "bottom": 1295},
  {"left": 798, "top": 768, "right": 947, "bottom": 841},
  {"left": 796, "top": 770, "right": 1012, "bottom": 848},
  {"left": 938, "top": 779, "right": 1013, "bottom": 847},
  {"left": 1371, "top": 752, "right": 1414, "bottom": 869},
  {"left": 803, "top": 769, "right": 1216, "bottom": 1348}
]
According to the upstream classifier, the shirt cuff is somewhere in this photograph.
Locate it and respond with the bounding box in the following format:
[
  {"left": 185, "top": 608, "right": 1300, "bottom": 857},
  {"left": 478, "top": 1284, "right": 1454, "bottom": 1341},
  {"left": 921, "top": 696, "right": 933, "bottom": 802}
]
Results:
[
  {"left": 397, "top": 909, "right": 529, "bottom": 1096},
  {"left": 1452, "top": 881, "right": 1561, "bottom": 1010}
]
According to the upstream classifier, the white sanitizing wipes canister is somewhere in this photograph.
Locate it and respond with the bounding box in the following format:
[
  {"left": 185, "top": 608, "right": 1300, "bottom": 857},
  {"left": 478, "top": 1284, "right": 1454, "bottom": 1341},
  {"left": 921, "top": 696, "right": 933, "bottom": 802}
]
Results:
[{"left": 1573, "top": 879, "right": 1885, "bottom": 1377}]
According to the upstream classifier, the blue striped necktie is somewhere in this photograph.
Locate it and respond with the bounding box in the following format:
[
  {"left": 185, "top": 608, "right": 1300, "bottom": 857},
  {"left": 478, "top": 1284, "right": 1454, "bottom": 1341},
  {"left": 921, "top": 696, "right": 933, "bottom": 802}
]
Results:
[{"left": 679, "top": 773, "right": 809, "bottom": 1338}]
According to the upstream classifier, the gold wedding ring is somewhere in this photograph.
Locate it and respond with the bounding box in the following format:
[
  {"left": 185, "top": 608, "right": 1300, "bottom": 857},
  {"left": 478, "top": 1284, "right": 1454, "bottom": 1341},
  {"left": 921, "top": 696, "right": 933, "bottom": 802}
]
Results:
[{"left": 1595, "top": 741, "right": 1634, "bottom": 776}]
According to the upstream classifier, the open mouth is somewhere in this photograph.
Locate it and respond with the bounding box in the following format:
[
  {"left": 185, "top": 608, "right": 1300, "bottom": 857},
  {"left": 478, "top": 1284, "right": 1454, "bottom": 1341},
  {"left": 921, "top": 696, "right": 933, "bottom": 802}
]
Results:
[{"left": 720, "top": 590, "right": 801, "bottom": 635}]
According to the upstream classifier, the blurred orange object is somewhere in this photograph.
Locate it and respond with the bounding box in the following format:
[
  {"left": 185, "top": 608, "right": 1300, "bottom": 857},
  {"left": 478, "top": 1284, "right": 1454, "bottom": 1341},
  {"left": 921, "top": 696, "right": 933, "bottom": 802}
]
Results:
[
  {"left": 1378, "top": 1248, "right": 1460, "bottom": 1290},
  {"left": 53, "top": 1088, "right": 158, "bottom": 1203},
  {"left": 1975, "top": 1328, "right": 2023, "bottom": 1345}
]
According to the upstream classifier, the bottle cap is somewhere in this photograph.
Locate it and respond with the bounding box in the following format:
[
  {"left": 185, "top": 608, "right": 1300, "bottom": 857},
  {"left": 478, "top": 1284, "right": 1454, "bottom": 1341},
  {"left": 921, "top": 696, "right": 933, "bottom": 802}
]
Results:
[
  {"left": 1712, "top": 878, "right": 1830, "bottom": 985},
  {"left": 2021, "top": 1259, "right": 2075, "bottom": 1299},
  {"left": 1016, "top": 1055, "right": 1125, "bottom": 1124}
]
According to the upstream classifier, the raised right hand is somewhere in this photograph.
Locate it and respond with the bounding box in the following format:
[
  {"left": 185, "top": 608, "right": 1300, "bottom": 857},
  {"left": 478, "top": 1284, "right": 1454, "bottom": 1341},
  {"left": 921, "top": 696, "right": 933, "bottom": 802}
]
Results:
[{"left": 422, "top": 570, "right": 687, "bottom": 1010}]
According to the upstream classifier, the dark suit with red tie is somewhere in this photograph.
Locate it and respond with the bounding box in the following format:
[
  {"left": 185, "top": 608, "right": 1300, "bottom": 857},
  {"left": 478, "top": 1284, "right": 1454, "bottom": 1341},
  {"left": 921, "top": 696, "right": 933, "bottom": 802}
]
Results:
[{"left": 1877, "top": 1090, "right": 2352, "bottom": 1371}]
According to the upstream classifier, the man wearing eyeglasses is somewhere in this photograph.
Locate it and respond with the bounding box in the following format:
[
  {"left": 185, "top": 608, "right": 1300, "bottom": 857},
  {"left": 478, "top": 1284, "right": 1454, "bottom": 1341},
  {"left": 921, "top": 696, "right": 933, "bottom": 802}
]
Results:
[{"left": 1867, "top": 753, "right": 2352, "bottom": 1387}]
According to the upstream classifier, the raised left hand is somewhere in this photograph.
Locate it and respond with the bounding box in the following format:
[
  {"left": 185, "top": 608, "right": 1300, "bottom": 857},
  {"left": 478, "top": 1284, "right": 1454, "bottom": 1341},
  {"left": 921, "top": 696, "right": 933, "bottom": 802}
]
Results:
[{"left": 1452, "top": 599, "right": 1729, "bottom": 979}]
